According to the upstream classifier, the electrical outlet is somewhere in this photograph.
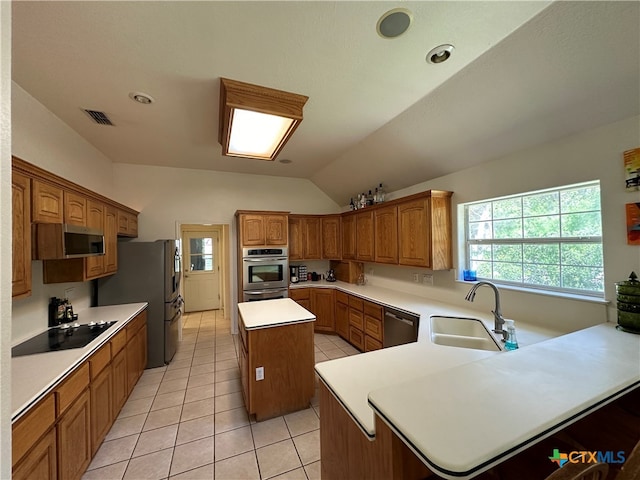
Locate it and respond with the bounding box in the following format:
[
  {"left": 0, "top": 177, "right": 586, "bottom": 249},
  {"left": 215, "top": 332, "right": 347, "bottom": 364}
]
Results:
[
  {"left": 422, "top": 274, "right": 434, "bottom": 285},
  {"left": 413, "top": 273, "right": 420, "bottom": 283},
  {"left": 256, "top": 366, "right": 264, "bottom": 381},
  {"left": 64, "top": 288, "right": 75, "bottom": 300}
]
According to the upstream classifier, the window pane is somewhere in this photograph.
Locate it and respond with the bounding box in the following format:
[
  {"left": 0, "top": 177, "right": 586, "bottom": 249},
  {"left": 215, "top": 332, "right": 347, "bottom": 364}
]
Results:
[
  {"left": 562, "top": 266, "right": 604, "bottom": 292},
  {"left": 561, "top": 243, "right": 603, "bottom": 267},
  {"left": 523, "top": 192, "right": 559, "bottom": 216},
  {"left": 523, "top": 215, "right": 560, "bottom": 238},
  {"left": 524, "top": 264, "right": 560, "bottom": 287},
  {"left": 469, "top": 221, "right": 492, "bottom": 240},
  {"left": 493, "top": 198, "right": 521, "bottom": 220},
  {"left": 469, "top": 244, "right": 492, "bottom": 261},
  {"left": 561, "top": 186, "right": 600, "bottom": 213},
  {"left": 190, "top": 237, "right": 213, "bottom": 255},
  {"left": 468, "top": 203, "right": 492, "bottom": 222},
  {"left": 493, "top": 262, "right": 522, "bottom": 282},
  {"left": 493, "top": 244, "right": 522, "bottom": 263},
  {"left": 470, "top": 260, "right": 492, "bottom": 278},
  {"left": 561, "top": 212, "right": 602, "bottom": 237},
  {"left": 523, "top": 243, "right": 559, "bottom": 265},
  {"left": 493, "top": 219, "right": 522, "bottom": 239},
  {"left": 189, "top": 254, "right": 213, "bottom": 271}
]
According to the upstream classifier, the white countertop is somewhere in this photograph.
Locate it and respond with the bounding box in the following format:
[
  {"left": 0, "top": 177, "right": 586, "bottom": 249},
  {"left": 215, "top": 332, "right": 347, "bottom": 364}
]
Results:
[
  {"left": 238, "top": 298, "right": 315, "bottom": 330},
  {"left": 11, "top": 302, "right": 148, "bottom": 422},
  {"left": 368, "top": 323, "right": 640, "bottom": 479}
]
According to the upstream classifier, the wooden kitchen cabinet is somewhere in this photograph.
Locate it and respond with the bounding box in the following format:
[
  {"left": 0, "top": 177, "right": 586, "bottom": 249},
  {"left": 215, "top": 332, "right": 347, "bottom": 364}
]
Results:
[
  {"left": 104, "top": 206, "right": 118, "bottom": 274},
  {"left": 111, "top": 347, "right": 128, "bottom": 419},
  {"left": 12, "top": 171, "right": 32, "bottom": 299},
  {"left": 335, "top": 293, "right": 350, "bottom": 340},
  {"left": 289, "top": 288, "right": 311, "bottom": 310},
  {"left": 89, "top": 344, "right": 112, "bottom": 456},
  {"left": 117, "top": 209, "right": 138, "bottom": 237},
  {"left": 32, "top": 179, "right": 63, "bottom": 223},
  {"left": 57, "top": 389, "right": 91, "bottom": 480},
  {"left": 12, "top": 428, "right": 57, "bottom": 480},
  {"left": 237, "top": 211, "right": 289, "bottom": 247},
  {"left": 374, "top": 205, "right": 398, "bottom": 264},
  {"left": 126, "top": 311, "right": 148, "bottom": 394},
  {"left": 63, "top": 191, "right": 87, "bottom": 226},
  {"left": 12, "top": 394, "right": 56, "bottom": 470},
  {"left": 322, "top": 215, "right": 341, "bottom": 260},
  {"left": 341, "top": 213, "right": 356, "bottom": 260},
  {"left": 348, "top": 295, "right": 365, "bottom": 351},
  {"left": 289, "top": 215, "right": 321, "bottom": 260},
  {"left": 364, "top": 300, "right": 384, "bottom": 352},
  {"left": 311, "top": 288, "right": 335, "bottom": 332},
  {"left": 397, "top": 192, "right": 453, "bottom": 269},
  {"left": 355, "top": 210, "right": 374, "bottom": 262},
  {"left": 85, "top": 200, "right": 105, "bottom": 279}
]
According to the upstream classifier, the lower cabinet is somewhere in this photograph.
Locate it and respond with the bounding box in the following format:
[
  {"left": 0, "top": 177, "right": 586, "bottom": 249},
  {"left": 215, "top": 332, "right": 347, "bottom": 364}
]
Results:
[
  {"left": 335, "top": 299, "right": 350, "bottom": 340},
  {"left": 311, "top": 288, "right": 335, "bottom": 332},
  {"left": 11, "top": 310, "right": 148, "bottom": 480}
]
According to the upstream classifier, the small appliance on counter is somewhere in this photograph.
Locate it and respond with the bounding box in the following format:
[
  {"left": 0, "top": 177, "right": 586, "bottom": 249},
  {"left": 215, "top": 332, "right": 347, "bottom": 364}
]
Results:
[
  {"left": 290, "top": 265, "right": 299, "bottom": 284},
  {"left": 326, "top": 269, "right": 336, "bottom": 282},
  {"left": 298, "top": 265, "right": 308, "bottom": 282},
  {"left": 616, "top": 272, "right": 640, "bottom": 334}
]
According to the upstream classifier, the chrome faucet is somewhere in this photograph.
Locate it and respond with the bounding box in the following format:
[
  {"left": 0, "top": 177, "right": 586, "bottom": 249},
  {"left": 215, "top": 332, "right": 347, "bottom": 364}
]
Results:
[{"left": 464, "top": 281, "right": 507, "bottom": 341}]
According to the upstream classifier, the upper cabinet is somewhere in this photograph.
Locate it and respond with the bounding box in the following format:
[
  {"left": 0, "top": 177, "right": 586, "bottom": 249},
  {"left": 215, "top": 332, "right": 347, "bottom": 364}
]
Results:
[
  {"left": 32, "top": 180, "right": 63, "bottom": 223},
  {"left": 237, "top": 211, "right": 288, "bottom": 247},
  {"left": 341, "top": 214, "right": 356, "bottom": 260},
  {"left": 355, "top": 210, "right": 374, "bottom": 262},
  {"left": 374, "top": 205, "right": 398, "bottom": 264},
  {"left": 117, "top": 210, "right": 138, "bottom": 237},
  {"left": 64, "top": 191, "right": 87, "bottom": 226},
  {"left": 85, "top": 200, "right": 105, "bottom": 279},
  {"left": 12, "top": 172, "right": 32, "bottom": 299},
  {"left": 289, "top": 215, "right": 321, "bottom": 260},
  {"left": 321, "top": 215, "right": 341, "bottom": 260},
  {"left": 104, "top": 207, "right": 118, "bottom": 274}
]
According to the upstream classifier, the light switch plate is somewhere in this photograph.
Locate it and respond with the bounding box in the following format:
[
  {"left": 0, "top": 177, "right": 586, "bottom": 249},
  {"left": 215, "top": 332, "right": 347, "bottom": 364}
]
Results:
[{"left": 256, "top": 366, "right": 264, "bottom": 381}]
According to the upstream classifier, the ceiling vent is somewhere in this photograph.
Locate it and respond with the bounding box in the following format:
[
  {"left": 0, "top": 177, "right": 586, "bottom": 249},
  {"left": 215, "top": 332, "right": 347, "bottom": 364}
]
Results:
[{"left": 83, "top": 109, "right": 114, "bottom": 126}]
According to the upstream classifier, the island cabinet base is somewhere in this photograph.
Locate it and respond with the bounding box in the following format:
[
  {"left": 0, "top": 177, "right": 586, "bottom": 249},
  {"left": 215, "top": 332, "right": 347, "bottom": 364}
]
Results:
[
  {"left": 319, "top": 382, "right": 433, "bottom": 480},
  {"left": 241, "top": 320, "right": 315, "bottom": 421}
]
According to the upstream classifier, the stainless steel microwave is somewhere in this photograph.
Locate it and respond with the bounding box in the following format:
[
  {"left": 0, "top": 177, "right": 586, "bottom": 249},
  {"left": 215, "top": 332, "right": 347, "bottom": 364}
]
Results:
[{"left": 35, "top": 223, "right": 105, "bottom": 259}]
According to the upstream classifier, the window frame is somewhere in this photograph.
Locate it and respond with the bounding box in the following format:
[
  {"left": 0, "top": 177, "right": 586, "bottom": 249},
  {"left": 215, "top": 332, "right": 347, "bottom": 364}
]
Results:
[{"left": 462, "top": 181, "right": 604, "bottom": 298}]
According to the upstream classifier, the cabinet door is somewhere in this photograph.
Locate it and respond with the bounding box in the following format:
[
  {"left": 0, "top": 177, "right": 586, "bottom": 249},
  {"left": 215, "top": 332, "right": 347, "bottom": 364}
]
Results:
[
  {"left": 374, "top": 205, "right": 398, "bottom": 264},
  {"left": 85, "top": 200, "right": 105, "bottom": 279},
  {"left": 355, "top": 211, "right": 374, "bottom": 262},
  {"left": 126, "top": 335, "right": 139, "bottom": 395},
  {"left": 288, "top": 217, "right": 303, "bottom": 260},
  {"left": 117, "top": 210, "right": 130, "bottom": 235},
  {"left": 90, "top": 364, "right": 112, "bottom": 456},
  {"left": 341, "top": 214, "right": 356, "bottom": 260},
  {"left": 364, "top": 335, "right": 383, "bottom": 352},
  {"left": 12, "top": 172, "right": 32, "bottom": 299},
  {"left": 265, "top": 214, "right": 288, "bottom": 245},
  {"left": 335, "top": 301, "right": 350, "bottom": 340},
  {"left": 57, "top": 389, "right": 91, "bottom": 480},
  {"left": 303, "top": 217, "right": 322, "bottom": 259},
  {"left": 239, "top": 343, "right": 249, "bottom": 410},
  {"left": 349, "top": 308, "right": 364, "bottom": 331},
  {"left": 311, "top": 288, "right": 335, "bottom": 332},
  {"left": 349, "top": 326, "right": 364, "bottom": 351},
  {"left": 240, "top": 214, "right": 265, "bottom": 246},
  {"left": 322, "top": 216, "right": 341, "bottom": 260},
  {"left": 104, "top": 206, "right": 118, "bottom": 274},
  {"left": 127, "top": 212, "right": 138, "bottom": 238},
  {"left": 32, "top": 180, "right": 63, "bottom": 223},
  {"left": 138, "top": 323, "right": 148, "bottom": 373},
  {"left": 13, "top": 429, "right": 56, "bottom": 480},
  {"left": 63, "top": 191, "right": 87, "bottom": 226},
  {"left": 111, "top": 348, "right": 128, "bottom": 419},
  {"left": 398, "top": 197, "right": 429, "bottom": 267}
]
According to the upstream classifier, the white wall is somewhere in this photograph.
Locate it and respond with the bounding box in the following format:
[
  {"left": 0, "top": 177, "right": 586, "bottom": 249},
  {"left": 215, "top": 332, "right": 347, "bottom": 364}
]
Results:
[
  {"left": 112, "top": 163, "right": 341, "bottom": 327},
  {"left": 364, "top": 115, "right": 640, "bottom": 332},
  {"left": 11, "top": 84, "right": 116, "bottom": 342},
  {"left": 1, "top": 2, "right": 13, "bottom": 476}
]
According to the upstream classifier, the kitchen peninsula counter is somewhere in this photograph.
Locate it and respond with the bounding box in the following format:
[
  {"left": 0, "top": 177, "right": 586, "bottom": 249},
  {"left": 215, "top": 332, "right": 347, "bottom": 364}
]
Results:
[{"left": 11, "top": 302, "right": 148, "bottom": 421}]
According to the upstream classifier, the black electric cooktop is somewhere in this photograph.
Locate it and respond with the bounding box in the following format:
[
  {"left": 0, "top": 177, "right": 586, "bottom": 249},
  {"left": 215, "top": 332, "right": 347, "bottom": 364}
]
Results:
[{"left": 11, "top": 321, "right": 117, "bottom": 357}]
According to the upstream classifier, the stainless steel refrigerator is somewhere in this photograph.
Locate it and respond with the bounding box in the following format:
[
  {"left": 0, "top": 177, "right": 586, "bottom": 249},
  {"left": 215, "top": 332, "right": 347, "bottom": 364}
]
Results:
[{"left": 97, "top": 240, "right": 182, "bottom": 368}]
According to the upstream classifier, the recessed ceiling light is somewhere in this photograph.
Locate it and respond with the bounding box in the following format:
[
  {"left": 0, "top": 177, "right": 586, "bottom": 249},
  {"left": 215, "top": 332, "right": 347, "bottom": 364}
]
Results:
[
  {"left": 426, "top": 44, "right": 455, "bottom": 64},
  {"left": 377, "top": 8, "right": 413, "bottom": 39},
  {"left": 279, "top": 159, "right": 293, "bottom": 164},
  {"left": 129, "top": 92, "right": 155, "bottom": 104}
]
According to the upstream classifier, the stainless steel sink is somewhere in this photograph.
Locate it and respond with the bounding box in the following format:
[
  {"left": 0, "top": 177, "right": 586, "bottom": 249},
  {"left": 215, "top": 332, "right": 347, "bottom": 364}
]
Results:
[{"left": 429, "top": 316, "right": 502, "bottom": 352}]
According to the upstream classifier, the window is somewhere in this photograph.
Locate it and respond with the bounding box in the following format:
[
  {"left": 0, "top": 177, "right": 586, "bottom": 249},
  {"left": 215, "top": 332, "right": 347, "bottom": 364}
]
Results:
[{"left": 463, "top": 181, "right": 603, "bottom": 296}]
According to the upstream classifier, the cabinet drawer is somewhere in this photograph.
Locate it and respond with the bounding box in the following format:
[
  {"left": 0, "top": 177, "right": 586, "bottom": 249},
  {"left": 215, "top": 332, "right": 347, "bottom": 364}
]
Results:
[
  {"left": 126, "top": 311, "right": 146, "bottom": 342},
  {"left": 363, "top": 301, "right": 383, "bottom": 320},
  {"left": 12, "top": 393, "right": 55, "bottom": 467},
  {"left": 364, "top": 315, "right": 383, "bottom": 342},
  {"left": 349, "top": 326, "right": 364, "bottom": 351},
  {"left": 88, "top": 343, "right": 111, "bottom": 379},
  {"left": 110, "top": 328, "right": 127, "bottom": 356},
  {"left": 289, "top": 288, "right": 310, "bottom": 301},
  {"left": 364, "top": 335, "right": 383, "bottom": 352},
  {"left": 348, "top": 296, "right": 363, "bottom": 311},
  {"left": 56, "top": 362, "right": 90, "bottom": 416},
  {"left": 335, "top": 290, "right": 349, "bottom": 305},
  {"left": 349, "top": 309, "right": 364, "bottom": 330}
]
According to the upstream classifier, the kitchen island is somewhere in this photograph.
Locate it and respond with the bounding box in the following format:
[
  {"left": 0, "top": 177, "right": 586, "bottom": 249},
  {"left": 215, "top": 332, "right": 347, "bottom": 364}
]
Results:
[{"left": 238, "top": 298, "right": 316, "bottom": 420}]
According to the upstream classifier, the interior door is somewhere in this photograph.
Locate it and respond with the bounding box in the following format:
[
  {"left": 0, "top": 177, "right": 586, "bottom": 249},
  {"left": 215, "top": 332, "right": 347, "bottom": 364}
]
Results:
[{"left": 182, "top": 229, "right": 220, "bottom": 312}]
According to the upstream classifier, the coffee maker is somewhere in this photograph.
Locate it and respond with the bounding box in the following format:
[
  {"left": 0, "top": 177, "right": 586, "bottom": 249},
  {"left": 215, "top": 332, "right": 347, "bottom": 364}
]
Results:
[{"left": 290, "top": 265, "right": 299, "bottom": 283}]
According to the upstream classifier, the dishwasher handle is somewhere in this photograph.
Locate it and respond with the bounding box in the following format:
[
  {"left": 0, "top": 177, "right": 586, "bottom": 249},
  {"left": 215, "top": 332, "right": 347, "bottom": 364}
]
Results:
[{"left": 385, "top": 312, "right": 415, "bottom": 326}]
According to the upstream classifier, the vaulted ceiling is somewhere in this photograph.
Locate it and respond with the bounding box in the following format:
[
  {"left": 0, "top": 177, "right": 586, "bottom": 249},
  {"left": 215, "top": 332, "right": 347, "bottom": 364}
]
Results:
[{"left": 12, "top": 1, "right": 640, "bottom": 205}]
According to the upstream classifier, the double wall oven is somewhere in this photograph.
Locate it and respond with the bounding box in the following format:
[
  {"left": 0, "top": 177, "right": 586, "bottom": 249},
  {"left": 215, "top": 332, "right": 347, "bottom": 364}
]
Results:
[{"left": 242, "top": 247, "right": 289, "bottom": 302}]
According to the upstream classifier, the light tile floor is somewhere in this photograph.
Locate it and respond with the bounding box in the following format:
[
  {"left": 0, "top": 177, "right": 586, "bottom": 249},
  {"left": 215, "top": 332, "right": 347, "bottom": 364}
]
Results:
[{"left": 83, "top": 310, "right": 360, "bottom": 480}]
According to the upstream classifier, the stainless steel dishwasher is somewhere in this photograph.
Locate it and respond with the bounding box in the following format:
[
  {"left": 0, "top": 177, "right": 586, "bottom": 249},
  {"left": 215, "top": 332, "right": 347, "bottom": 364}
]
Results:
[{"left": 383, "top": 306, "right": 419, "bottom": 347}]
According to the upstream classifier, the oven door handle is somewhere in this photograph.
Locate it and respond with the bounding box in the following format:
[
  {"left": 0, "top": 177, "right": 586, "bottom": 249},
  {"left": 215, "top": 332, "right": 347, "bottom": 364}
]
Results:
[
  {"left": 243, "top": 257, "right": 288, "bottom": 262},
  {"left": 244, "top": 289, "right": 288, "bottom": 295}
]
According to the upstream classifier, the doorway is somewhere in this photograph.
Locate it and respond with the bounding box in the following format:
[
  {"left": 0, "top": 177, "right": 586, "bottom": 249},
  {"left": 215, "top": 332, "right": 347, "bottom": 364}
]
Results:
[{"left": 180, "top": 224, "right": 224, "bottom": 313}]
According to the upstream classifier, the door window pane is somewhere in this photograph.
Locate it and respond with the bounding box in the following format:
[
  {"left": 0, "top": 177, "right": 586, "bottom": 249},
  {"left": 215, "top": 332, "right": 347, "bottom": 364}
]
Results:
[{"left": 189, "top": 237, "right": 214, "bottom": 271}]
